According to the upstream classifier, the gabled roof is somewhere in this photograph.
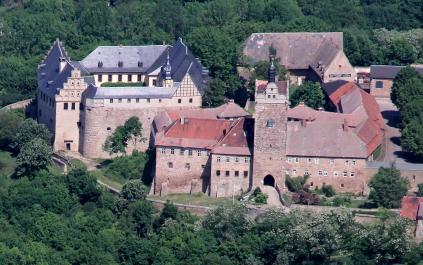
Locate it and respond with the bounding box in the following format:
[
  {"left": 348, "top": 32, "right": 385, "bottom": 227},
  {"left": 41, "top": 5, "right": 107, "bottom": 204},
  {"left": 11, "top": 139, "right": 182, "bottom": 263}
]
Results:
[
  {"left": 212, "top": 118, "right": 253, "bottom": 156},
  {"left": 243, "top": 32, "right": 343, "bottom": 70},
  {"left": 256, "top": 80, "right": 288, "bottom": 94},
  {"left": 79, "top": 45, "right": 168, "bottom": 73},
  {"left": 88, "top": 85, "right": 178, "bottom": 99},
  {"left": 370, "top": 65, "right": 423, "bottom": 79}
]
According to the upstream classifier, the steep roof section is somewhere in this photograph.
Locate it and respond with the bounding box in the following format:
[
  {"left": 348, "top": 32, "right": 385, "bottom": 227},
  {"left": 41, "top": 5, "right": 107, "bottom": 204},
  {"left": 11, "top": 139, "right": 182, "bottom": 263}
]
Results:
[
  {"left": 212, "top": 118, "right": 253, "bottom": 156},
  {"left": 150, "top": 38, "right": 209, "bottom": 94},
  {"left": 79, "top": 45, "right": 168, "bottom": 73},
  {"left": 38, "top": 39, "right": 74, "bottom": 96},
  {"left": 243, "top": 32, "right": 343, "bottom": 70}
]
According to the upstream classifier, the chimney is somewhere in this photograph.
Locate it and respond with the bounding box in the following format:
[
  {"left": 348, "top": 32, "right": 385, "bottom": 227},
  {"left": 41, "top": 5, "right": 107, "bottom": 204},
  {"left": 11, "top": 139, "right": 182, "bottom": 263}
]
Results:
[{"left": 343, "top": 118, "right": 349, "bottom": 132}]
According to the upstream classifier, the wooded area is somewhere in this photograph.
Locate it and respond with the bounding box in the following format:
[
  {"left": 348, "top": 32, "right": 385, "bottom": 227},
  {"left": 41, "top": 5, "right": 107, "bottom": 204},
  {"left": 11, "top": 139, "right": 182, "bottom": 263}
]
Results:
[{"left": 1, "top": 0, "right": 423, "bottom": 107}]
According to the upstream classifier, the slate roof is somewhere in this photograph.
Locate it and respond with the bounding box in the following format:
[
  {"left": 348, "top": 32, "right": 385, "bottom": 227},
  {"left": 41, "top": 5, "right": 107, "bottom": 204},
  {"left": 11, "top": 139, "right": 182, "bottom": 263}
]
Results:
[
  {"left": 370, "top": 65, "right": 423, "bottom": 79},
  {"left": 87, "top": 84, "right": 178, "bottom": 99},
  {"left": 243, "top": 32, "right": 343, "bottom": 70},
  {"left": 79, "top": 45, "right": 168, "bottom": 73},
  {"left": 400, "top": 196, "right": 423, "bottom": 220},
  {"left": 286, "top": 81, "right": 383, "bottom": 158}
]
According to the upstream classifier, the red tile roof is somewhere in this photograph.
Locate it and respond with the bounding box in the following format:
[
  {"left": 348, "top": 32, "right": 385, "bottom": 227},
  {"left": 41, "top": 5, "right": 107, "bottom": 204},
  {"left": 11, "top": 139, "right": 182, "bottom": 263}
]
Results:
[
  {"left": 400, "top": 196, "right": 423, "bottom": 220},
  {"left": 256, "top": 80, "right": 288, "bottom": 94},
  {"left": 212, "top": 118, "right": 253, "bottom": 156}
]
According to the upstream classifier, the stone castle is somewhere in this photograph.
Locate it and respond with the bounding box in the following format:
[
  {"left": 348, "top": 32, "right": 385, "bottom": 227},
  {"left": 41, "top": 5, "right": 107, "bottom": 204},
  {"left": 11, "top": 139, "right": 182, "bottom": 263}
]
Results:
[{"left": 37, "top": 33, "right": 384, "bottom": 198}]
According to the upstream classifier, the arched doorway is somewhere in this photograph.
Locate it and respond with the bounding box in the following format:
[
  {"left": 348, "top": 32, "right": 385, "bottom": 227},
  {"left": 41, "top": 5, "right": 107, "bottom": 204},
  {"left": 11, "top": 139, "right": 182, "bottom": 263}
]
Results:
[{"left": 263, "top": 175, "right": 275, "bottom": 187}]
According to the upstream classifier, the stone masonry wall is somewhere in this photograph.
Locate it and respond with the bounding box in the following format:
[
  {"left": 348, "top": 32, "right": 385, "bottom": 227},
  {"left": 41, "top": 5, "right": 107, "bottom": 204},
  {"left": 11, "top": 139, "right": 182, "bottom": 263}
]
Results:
[
  {"left": 154, "top": 147, "right": 210, "bottom": 196},
  {"left": 370, "top": 79, "right": 393, "bottom": 98}
]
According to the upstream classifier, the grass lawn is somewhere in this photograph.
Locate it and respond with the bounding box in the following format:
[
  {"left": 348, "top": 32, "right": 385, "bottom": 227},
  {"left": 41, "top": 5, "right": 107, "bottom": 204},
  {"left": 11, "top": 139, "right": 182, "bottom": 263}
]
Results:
[
  {"left": 0, "top": 151, "right": 16, "bottom": 176},
  {"left": 149, "top": 193, "right": 236, "bottom": 207}
]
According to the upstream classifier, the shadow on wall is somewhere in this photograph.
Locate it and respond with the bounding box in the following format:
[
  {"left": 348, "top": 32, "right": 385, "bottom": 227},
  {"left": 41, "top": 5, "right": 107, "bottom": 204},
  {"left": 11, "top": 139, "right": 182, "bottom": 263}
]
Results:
[{"left": 381, "top": 110, "right": 400, "bottom": 128}]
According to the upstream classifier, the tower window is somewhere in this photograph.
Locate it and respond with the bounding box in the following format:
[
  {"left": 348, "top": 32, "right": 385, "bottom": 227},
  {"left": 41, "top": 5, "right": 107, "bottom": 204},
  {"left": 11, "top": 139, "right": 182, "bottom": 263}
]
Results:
[
  {"left": 71, "top": 103, "right": 76, "bottom": 110},
  {"left": 266, "top": 118, "right": 275, "bottom": 128},
  {"left": 216, "top": 170, "right": 221, "bottom": 176},
  {"left": 178, "top": 99, "right": 182, "bottom": 104},
  {"left": 98, "top": 75, "right": 103, "bottom": 82},
  {"left": 225, "top": 171, "right": 230, "bottom": 177},
  {"left": 64, "top": 103, "right": 68, "bottom": 110}
]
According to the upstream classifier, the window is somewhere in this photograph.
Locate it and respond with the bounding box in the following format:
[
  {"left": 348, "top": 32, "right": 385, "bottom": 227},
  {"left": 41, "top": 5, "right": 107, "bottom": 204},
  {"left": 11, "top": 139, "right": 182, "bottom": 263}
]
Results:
[
  {"left": 107, "top": 127, "right": 111, "bottom": 131},
  {"left": 226, "top": 157, "right": 230, "bottom": 162},
  {"left": 216, "top": 170, "right": 221, "bottom": 176},
  {"left": 178, "top": 99, "right": 182, "bottom": 104},
  {"left": 161, "top": 148, "right": 166, "bottom": 154},
  {"left": 127, "top": 98, "right": 131, "bottom": 103},
  {"left": 189, "top": 98, "right": 193, "bottom": 103},
  {"left": 168, "top": 162, "right": 173, "bottom": 168},
  {"left": 153, "top": 80, "right": 157, "bottom": 86},
  {"left": 323, "top": 171, "right": 328, "bottom": 177},
  {"left": 352, "top": 160, "right": 356, "bottom": 166},
  {"left": 235, "top": 171, "right": 239, "bottom": 177},
  {"left": 344, "top": 160, "right": 349, "bottom": 166},
  {"left": 147, "top": 98, "right": 150, "bottom": 103},
  {"left": 170, "top": 148, "right": 175, "bottom": 154},
  {"left": 287, "top": 158, "right": 292, "bottom": 163},
  {"left": 314, "top": 158, "right": 319, "bottom": 164},
  {"left": 137, "top": 74, "right": 142, "bottom": 82},
  {"left": 185, "top": 163, "right": 191, "bottom": 170},
  {"left": 343, "top": 171, "right": 348, "bottom": 177},
  {"left": 110, "top": 99, "right": 114, "bottom": 103},
  {"left": 128, "top": 75, "right": 132, "bottom": 82},
  {"left": 330, "top": 159, "right": 334, "bottom": 165},
  {"left": 307, "top": 158, "right": 312, "bottom": 163},
  {"left": 304, "top": 169, "right": 309, "bottom": 175},
  {"left": 292, "top": 169, "right": 297, "bottom": 175},
  {"left": 272, "top": 95, "right": 276, "bottom": 98},
  {"left": 217, "top": 156, "right": 221, "bottom": 163},
  {"left": 188, "top": 149, "right": 193, "bottom": 156},
  {"left": 318, "top": 170, "right": 323, "bottom": 176},
  {"left": 98, "top": 75, "right": 103, "bottom": 82},
  {"left": 266, "top": 118, "right": 275, "bottom": 128},
  {"left": 340, "top": 183, "right": 345, "bottom": 188},
  {"left": 118, "top": 75, "right": 122, "bottom": 82},
  {"left": 108, "top": 75, "right": 112, "bottom": 82},
  {"left": 295, "top": 157, "right": 299, "bottom": 163},
  {"left": 245, "top": 157, "right": 249, "bottom": 163},
  {"left": 118, "top": 98, "right": 122, "bottom": 103},
  {"left": 310, "top": 182, "right": 314, "bottom": 187},
  {"left": 333, "top": 171, "right": 339, "bottom": 177},
  {"left": 64, "top": 103, "right": 68, "bottom": 110},
  {"left": 197, "top": 150, "right": 201, "bottom": 156},
  {"left": 159, "top": 99, "right": 162, "bottom": 103},
  {"left": 375, "top": 80, "right": 383, "bottom": 89},
  {"left": 267, "top": 95, "right": 271, "bottom": 98},
  {"left": 350, "top": 171, "right": 355, "bottom": 177},
  {"left": 225, "top": 170, "right": 230, "bottom": 177},
  {"left": 180, "top": 149, "right": 184, "bottom": 155},
  {"left": 244, "top": 171, "right": 248, "bottom": 177},
  {"left": 71, "top": 103, "right": 75, "bottom": 110},
  {"left": 134, "top": 98, "right": 139, "bottom": 103},
  {"left": 235, "top": 157, "right": 239, "bottom": 163}
]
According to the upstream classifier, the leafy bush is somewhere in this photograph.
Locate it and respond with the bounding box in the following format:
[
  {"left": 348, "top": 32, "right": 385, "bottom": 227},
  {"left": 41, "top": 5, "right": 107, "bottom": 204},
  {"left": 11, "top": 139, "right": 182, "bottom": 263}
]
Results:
[
  {"left": 292, "top": 191, "right": 320, "bottom": 205},
  {"left": 321, "top": 185, "right": 336, "bottom": 197},
  {"left": 418, "top": 183, "right": 423, "bottom": 197},
  {"left": 105, "top": 150, "right": 148, "bottom": 181},
  {"left": 285, "top": 175, "right": 309, "bottom": 192},
  {"left": 332, "top": 196, "right": 352, "bottom": 207},
  {"left": 254, "top": 193, "right": 268, "bottom": 204}
]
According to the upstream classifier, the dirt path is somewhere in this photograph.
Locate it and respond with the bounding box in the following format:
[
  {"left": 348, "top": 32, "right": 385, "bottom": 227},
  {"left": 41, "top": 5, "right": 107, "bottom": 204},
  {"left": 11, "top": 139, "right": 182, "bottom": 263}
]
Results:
[
  {"left": 261, "top": 185, "right": 283, "bottom": 208},
  {"left": 61, "top": 151, "right": 101, "bottom": 171}
]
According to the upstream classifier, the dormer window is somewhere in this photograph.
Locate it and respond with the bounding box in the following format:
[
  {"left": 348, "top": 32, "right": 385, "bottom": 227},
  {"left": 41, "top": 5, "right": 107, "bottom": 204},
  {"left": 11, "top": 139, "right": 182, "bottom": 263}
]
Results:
[
  {"left": 138, "top": 61, "right": 143, "bottom": 68},
  {"left": 98, "top": 61, "right": 103, "bottom": 68},
  {"left": 266, "top": 118, "right": 275, "bottom": 128},
  {"left": 118, "top": 61, "right": 123, "bottom": 68}
]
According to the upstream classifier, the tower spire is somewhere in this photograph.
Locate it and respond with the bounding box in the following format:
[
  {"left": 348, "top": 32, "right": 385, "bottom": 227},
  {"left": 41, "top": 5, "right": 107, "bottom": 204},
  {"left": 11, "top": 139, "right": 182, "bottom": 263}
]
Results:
[
  {"left": 164, "top": 49, "right": 172, "bottom": 80},
  {"left": 268, "top": 56, "right": 276, "bottom": 83}
]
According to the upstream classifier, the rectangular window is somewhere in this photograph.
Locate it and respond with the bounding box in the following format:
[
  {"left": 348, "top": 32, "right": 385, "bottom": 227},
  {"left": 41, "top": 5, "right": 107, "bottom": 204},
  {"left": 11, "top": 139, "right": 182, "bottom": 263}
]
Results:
[
  {"left": 161, "top": 148, "right": 166, "bottom": 154},
  {"left": 128, "top": 75, "right": 132, "bottom": 82},
  {"left": 179, "top": 149, "right": 184, "bottom": 155},
  {"left": 185, "top": 163, "right": 191, "bottom": 170},
  {"left": 345, "top": 160, "right": 349, "bottom": 166},
  {"left": 235, "top": 157, "right": 239, "bottom": 163},
  {"left": 323, "top": 171, "right": 328, "bottom": 177},
  {"left": 375, "top": 80, "right": 383, "bottom": 89},
  {"left": 108, "top": 75, "right": 112, "bottom": 82},
  {"left": 189, "top": 98, "right": 193, "bottom": 103},
  {"left": 307, "top": 158, "right": 312, "bottom": 163},
  {"left": 216, "top": 170, "right": 221, "bottom": 176},
  {"left": 197, "top": 150, "right": 201, "bottom": 156},
  {"left": 333, "top": 171, "right": 339, "bottom": 177},
  {"left": 295, "top": 157, "right": 299, "bottom": 163},
  {"left": 287, "top": 158, "right": 292, "bottom": 163},
  {"left": 188, "top": 149, "right": 192, "bottom": 156},
  {"left": 318, "top": 170, "right": 323, "bottom": 176},
  {"left": 153, "top": 80, "right": 157, "bottom": 86},
  {"left": 168, "top": 162, "right": 173, "bottom": 168},
  {"left": 71, "top": 103, "right": 75, "bottom": 110},
  {"left": 226, "top": 157, "right": 230, "bottom": 162},
  {"left": 314, "top": 158, "right": 319, "bottom": 164},
  {"left": 110, "top": 99, "right": 114, "bottom": 103},
  {"left": 243, "top": 171, "right": 248, "bottom": 178},
  {"left": 118, "top": 98, "right": 122, "bottom": 103},
  {"left": 225, "top": 170, "right": 230, "bottom": 177},
  {"left": 245, "top": 157, "right": 249, "bottom": 163},
  {"left": 352, "top": 160, "right": 356, "bottom": 166},
  {"left": 98, "top": 75, "right": 103, "bottom": 82},
  {"left": 178, "top": 99, "right": 182, "bottom": 104},
  {"left": 137, "top": 74, "right": 142, "bottom": 82},
  {"left": 330, "top": 159, "right": 334, "bottom": 165},
  {"left": 292, "top": 169, "right": 297, "bottom": 175},
  {"left": 136, "top": 98, "right": 140, "bottom": 103},
  {"left": 343, "top": 171, "right": 348, "bottom": 177},
  {"left": 170, "top": 148, "right": 175, "bottom": 154},
  {"left": 64, "top": 102, "right": 68, "bottom": 110},
  {"left": 118, "top": 75, "right": 122, "bottom": 82},
  {"left": 304, "top": 169, "right": 309, "bottom": 175},
  {"left": 147, "top": 98, "right": 150, "bottom": 103},
  {"left": 235, "top": 171, "right": 239, "bottom": 177},
  {"left": 350, "top": 171, "right": 355, "bottom": 177},
  {"left": 217, "top": 156, "right": 221, "bottom": 163},
  {"left": 159, "top": 99, "right": 162, "bottom": 103},
  {"left": 127, "top": 98, "right": 131, "bottom": 103}
]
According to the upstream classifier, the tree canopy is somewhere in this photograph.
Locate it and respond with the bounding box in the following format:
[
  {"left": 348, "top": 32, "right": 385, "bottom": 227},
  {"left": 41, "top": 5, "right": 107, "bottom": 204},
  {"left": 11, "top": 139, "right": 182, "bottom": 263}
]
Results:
[
  {"left": 369, "top": 167, "right": 409, "bottom": 208},
  {"left": 289, "top": 81, "right": 325, "bottom": 109},
  {"left": 103, "top": 116, "right": 144, "bottom": 155}
]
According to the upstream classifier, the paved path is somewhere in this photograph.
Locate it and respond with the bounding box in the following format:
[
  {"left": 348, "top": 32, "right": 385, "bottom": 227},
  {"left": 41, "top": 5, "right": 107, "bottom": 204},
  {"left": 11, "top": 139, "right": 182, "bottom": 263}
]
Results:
[{"left": 261, "top": 185, "right": 283, "bottom": 207}]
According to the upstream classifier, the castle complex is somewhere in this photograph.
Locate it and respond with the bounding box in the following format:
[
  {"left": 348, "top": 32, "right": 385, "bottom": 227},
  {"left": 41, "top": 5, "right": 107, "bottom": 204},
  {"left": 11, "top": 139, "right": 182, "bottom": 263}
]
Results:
[{"left": 37, "top": 33, "right": 384, "bottom": 198}]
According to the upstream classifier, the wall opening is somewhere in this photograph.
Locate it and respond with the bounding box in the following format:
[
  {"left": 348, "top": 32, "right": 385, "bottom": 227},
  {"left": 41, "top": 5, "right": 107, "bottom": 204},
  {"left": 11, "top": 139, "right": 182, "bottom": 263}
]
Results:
[{"left": 263, "top": 175, "right": 275, "bottom": 187}]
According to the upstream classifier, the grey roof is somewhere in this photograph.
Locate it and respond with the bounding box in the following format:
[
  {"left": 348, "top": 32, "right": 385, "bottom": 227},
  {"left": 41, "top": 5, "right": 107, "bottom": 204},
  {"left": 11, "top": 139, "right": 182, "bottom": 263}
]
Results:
[
  {"left": 322, "top": 80, "right": 349, "bottom": 96},
  {"left": 151, "top": 38, "right": 209, "bottom": 94},
  {"left": 243, "top": 32, "right": 343, "bottom": 70},
  {"left": 79, "top": 45, "right": 168, "bottom": 73},
  {"left": 370, "top": 65, "right": 404, "bottom": 79},
  {"left": 89, "top": 85, "right": 178, "bottom": 99},
  {"left": 38, "top": 39, "right": 74, "bottom": 96}
]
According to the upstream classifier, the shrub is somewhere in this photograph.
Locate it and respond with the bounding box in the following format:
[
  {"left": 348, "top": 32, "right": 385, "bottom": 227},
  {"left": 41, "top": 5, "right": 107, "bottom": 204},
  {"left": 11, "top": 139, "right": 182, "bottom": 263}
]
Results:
[
  {"left": 292, "top": 191, "right": 320, "bottom": 205},
  {"left": 254, "top": 193, "right": 268, "bottom": 204},
  {"left": 321, "top": 185, "right": 336, "bottom": 197},
  {"left": 105, "top": 150, "right": 148, "bottom": 181},
  {"left": 418, "top": 183, "right": 423, "bottom": 197},
  {"left": 332, "top": 196, "right": 351, "bottom": 207},
  {"left": 285, "top": 175, "right": 309, "bottom": 192}
]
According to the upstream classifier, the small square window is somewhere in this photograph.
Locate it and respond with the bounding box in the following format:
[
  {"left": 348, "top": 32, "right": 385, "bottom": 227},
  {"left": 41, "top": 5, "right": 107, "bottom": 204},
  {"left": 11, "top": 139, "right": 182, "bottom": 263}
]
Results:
[
  {"left": 188, "top": 149, "right": 193, "bottom": 156},
  {"left": 64, "top": 103, "right": 68, "bottom": 110},
  {"left": 178, "top": 99, "right": 182, "bottom": 104},
  {"left": 216, "top": 170, "right": 221, "bottom": 176},
  {"left": 197, "top": 150, "right": 201, "bottom": 156},
  {"left": 168, "top": 162, "right": 173, "bottom": 168},
  {"left": 345, "top": 160, "right": 349, "bottom": 166},
  {"left": 352, "top": 160, "right": 356, "bottom": 166},
  {"left": 307, "top": 158, "right": 312, "bottom": 163},
  {"left": 314, "top": 158, "right": 319, "bottom": 164},
  {"left": 288, "top": 158, "right": 293, "bottom": 163},
  {"left": 107, "top": 127, "right": 111, "bottom": 131},
  {"left": 375, "top": 80, "right": 383, "bottom": 89},
  {"left": 161, "top": 148, "right": 166, "bottom": 154},
  {"left": 292, "top": 169, "right": 297, "bottom": 175},
  {"left": 318, "top": 170, "right": 323, "bottom": 176},
  {"left": 235, "top": 171, "right": 239, "bottom": 177},
  {"left": 110, "top": 99, "right": 114, "bottom": 103},
  {"left": 323, "top": 171, "right": 328, "bottom": 176},
  {"left": 340, "top": 183, "right": 345, "bottom": 188},
  {"left": 189, "top": 98, "right": 193, "bottom": 103},
  {"left": 304, "top": 169, "right": 309, "bottom": 175},
  {"left": 226, "top": 157, "right": 230, "bottom": 162},
  {"left": 170, "top": 148, "right": 175, "bottom": 154},
  {"left": 225, "top": 170, "right": 230, "bottom": 177},
  {"left": 343, "top": 171, "right": 348, "bottom": 177},
  {"left": 244, "top": 171, "right": 248, "bottom": 177},
  {"left": 350, "top": 172, "right": 355, "bottom": 177},
  {"left": 333, "top": 171, "right": 339, "bottom": 177}
]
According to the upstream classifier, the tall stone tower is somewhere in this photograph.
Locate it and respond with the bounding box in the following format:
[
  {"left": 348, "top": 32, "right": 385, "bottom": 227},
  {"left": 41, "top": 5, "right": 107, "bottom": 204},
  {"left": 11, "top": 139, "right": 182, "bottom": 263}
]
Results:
[{"left": 253, "top": 60, "right": 289, "bottom": 189}]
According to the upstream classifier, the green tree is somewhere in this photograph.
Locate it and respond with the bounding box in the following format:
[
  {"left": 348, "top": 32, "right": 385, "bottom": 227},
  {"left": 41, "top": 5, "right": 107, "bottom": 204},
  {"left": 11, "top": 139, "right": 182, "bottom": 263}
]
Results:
[
  {"left": 15, "top": 138, "right": 51, "bottom": 177},
  {"left": 15, "top": 118, "right": 51, "bottom": 148},
  {"left": 0, "top": 109, "right": 24, "bottom": 149},
  {"left": 65, "top": 166, "right": 101, "bottom": 204},
  {"left": 120, "top": 179, "right": 148, "bottom": 201},
  {"left": 103, "top": 116, "right": 143, "bottom": 155},
  {"left": 289, "top": 81, "right": 325, "bottom": 109},
  {"left": 321, "top": 185, "right": 336, "bottom": 197},
  {"left": 418, "top": 183, "right": 423, "bottom": 197},
  {"left": 202, "top": 78, "right": 226, "bottom": 107},
  {"left": 369, "top": 167, "right": 409, "bottom": 208},
  {"left": 130, "top": 200, "right": 154, "bottom": 237}
]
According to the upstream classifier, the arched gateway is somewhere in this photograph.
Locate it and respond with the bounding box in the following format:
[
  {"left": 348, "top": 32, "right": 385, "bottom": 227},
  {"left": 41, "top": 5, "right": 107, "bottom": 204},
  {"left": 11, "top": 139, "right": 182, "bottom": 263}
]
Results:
[{"left": 263, "top": 175, "right": 275, "bottom": 187}]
